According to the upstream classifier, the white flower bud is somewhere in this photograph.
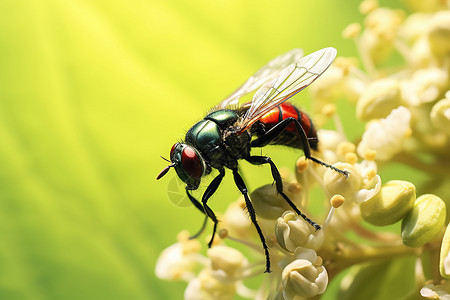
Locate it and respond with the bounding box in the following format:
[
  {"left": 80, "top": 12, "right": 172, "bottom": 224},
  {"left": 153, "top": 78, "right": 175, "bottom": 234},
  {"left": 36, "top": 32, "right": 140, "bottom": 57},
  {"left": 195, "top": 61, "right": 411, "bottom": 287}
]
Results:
[
  {"left": 356, "top": 78, "right": 402, "bottom": 121},
  {"left": 364, "top": 8, "right": 404, "bottom": 37},
  {"left": 276, "top": 211, "right": 325, "bottom": 252},
  {"left": 222, "top": 199, "right": 253, "bottom": 239},
  {"left": 398, "top": 13, "right": 431, "bottom": 43},
  {"left": 310, "top": 65, "right": 365, "bottom": 112},
  {"left": 207, "top": 245, "right": 249, "bottom": 283},
  {"left": 155, "top": 241, "right": 206, "bottom": 281},
  {"left": 185, "top": 269, "right": 236, "bottom": 300},
  {"left": 282, "top": 248, "right": 328, "bottom": 299},
  {"left": 430, "top": 97, "right": 450, "bottom": 135},
  {"left": 357, "top": 106, "right": 411, "bottom": 161},
  {"left": 401, "top": 68, "right": 448, "bottom": 106},
  {"left": 359, "top": 29, "right": 393, "bottom": 64},
  {"left": 317, "top": 129, "right": 346, "bottom": 150},
  {"left": 360, "top": 8, "right": 404, "bottom": 64},
  {"left": 310, "top": 66, "right": 344, "bottom": 99},
  {"left": 323, "top": 163, "right": 361, "bottom": 201}
]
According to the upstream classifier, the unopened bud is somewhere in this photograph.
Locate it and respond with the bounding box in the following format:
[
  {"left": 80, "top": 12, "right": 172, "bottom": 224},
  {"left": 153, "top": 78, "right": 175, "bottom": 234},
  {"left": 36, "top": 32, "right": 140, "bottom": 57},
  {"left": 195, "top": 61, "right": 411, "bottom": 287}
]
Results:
[
  {"left": 184, "top": 269, "right": 236, "bottom": 300},
  {"left": 402, "top": 194, "right": 446, "bottom": 248},
  {"left": 356, "top": 78, "right": 402, "bottom": 121},
  {"left": 360, "top": 180, "right": 416, "bottom": 226},
  {"left": 251, "top": 184, "right": 293, "bottom": 220},
  {"left": 177, "top": 230, "right": 202, "bottom": 254},
  {"left": 222, "top": 199, "right": 252, "bottom": 239},
  {"left": 440, "top": 225, "right": 450, "bottom": 279},
  {"left": 207, "top": 245, "right": 249, "bottom": 282}
]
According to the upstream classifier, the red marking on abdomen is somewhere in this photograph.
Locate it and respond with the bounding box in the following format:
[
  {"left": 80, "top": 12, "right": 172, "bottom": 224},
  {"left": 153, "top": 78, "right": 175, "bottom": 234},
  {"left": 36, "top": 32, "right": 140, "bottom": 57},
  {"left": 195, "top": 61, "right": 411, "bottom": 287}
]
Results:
[{"left": 260, "top": 103, "right": 313, "bottom": 136}]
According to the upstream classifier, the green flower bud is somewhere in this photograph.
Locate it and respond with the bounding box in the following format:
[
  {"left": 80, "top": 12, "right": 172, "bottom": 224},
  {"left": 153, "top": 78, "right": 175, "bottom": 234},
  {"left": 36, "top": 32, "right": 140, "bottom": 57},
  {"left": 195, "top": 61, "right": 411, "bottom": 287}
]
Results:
[
  {"left": 430, "top": 98, "right": 450, "bottom": 135},
  {"left": 440, "top": 225, "right": 450, "bottom": 279},
  {"left": 402, "top": 194, "right": 446, "bottom": 248},
  {"left": 276, "top": 211, "right": 325, "bottom": 252},
  {"left": 360, "top": 180, "right": 416, "bottom": 226},
  {"left": 250, "top": 183, "right": 294, "bottom": 220},
  {"left": 356, "top": 78, "right": 402, "bottom": 121}
]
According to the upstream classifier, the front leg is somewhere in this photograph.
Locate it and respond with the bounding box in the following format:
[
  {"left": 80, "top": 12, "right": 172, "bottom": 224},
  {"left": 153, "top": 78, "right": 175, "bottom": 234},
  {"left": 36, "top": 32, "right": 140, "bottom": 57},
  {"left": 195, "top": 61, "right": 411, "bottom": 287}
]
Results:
[
  {"left": 232, "top": 169, "right": 271, "bottom": 273},
  {"left": 251, "top": 117, "right": 349, "bottom": 177},
  {"left": 246, "top": 155, "right": 321, "bottom": 231},
  {"left": 185, "top": 169, "right": 225, "bottom": 244},
  {"left": 186, "top": 190, "right": 208, "bottom": 239},
  {"left": 200, "top": 169, "right": 225, "bottom": 248}
]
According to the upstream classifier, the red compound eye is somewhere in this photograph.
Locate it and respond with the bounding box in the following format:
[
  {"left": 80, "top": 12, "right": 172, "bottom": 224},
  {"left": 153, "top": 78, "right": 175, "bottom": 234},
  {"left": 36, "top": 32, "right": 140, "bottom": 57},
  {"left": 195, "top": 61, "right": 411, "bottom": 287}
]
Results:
[
  {"left": 181, "top": 147, "right": 203, "bottom": 179},
  {"left": 170, "top": 143, "right": 178, "bottom": 156}
]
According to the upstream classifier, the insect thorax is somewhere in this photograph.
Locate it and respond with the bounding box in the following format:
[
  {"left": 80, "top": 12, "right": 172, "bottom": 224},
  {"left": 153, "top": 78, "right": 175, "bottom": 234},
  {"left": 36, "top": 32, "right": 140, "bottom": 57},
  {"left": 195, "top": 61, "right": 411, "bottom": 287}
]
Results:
[
  {"left": 185, "top": 109, "right": 251, "bottom": 170},
  {"left": 222, "top": 128, "right": 251, "bottom": 162}
]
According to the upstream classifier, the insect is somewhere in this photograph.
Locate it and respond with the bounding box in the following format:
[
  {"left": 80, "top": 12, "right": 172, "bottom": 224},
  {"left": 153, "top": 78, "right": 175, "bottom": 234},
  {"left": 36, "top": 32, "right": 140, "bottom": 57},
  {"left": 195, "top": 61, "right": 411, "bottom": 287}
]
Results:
[{"left": 157, "top": 47, "right": 349, "bottom": 273}]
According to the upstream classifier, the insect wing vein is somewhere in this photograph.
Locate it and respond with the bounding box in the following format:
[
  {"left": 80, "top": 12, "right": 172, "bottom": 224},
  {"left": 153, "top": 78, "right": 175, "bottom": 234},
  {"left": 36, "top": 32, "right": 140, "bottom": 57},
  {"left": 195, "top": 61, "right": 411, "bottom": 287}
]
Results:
[{"left": 239, "top": 47, "right": 337, "bottom": 131}]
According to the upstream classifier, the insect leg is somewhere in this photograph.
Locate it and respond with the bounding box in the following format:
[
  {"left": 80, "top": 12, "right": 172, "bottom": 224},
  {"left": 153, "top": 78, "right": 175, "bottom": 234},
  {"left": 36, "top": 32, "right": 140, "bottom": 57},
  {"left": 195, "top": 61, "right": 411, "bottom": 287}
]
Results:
[
  {"left": 251, "top": 117, "right": 349, "bottom": 177},
  {"left": 232, "top": 169, "right": 271, "bottom": 273},
  {"left": 186, "top": 189, "right": 206, "bottom": 214},
  {"left": 200, "top": 168, "right": 226, "bottom": 248},
  {"left": 186, "top": 191, "right": 208, "bottom": 239},
  {"left": 246, "top": 155, "right": 321, "bottom": 231}
]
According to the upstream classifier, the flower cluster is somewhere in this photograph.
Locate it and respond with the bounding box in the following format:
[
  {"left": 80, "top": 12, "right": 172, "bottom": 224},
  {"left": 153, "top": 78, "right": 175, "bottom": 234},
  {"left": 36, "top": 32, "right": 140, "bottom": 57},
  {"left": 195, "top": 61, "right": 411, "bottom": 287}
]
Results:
[{"left": 156, "top": 0, "right": 450, "bottom": 298}]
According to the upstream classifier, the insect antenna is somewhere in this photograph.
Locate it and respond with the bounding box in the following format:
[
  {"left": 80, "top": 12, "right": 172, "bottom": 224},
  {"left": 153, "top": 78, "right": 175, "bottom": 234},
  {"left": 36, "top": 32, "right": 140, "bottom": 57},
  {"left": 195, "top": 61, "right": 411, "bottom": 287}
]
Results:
[
  {"left": 157, "top": 156, "right": 175, "bottom": 180},
  {"left": 160, "top": 156, "right": 171, "bottom": 163}
]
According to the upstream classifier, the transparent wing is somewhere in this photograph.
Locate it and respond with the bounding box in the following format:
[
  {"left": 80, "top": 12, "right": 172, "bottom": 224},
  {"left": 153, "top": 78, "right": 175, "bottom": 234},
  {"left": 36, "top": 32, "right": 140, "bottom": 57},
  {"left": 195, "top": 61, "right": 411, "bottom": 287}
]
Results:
[
  {"left": 237, "top": 47, "right": 337, "bottom": 132},
  {"left": 213, "top": 49, "right": 304, "bottom": 110}
]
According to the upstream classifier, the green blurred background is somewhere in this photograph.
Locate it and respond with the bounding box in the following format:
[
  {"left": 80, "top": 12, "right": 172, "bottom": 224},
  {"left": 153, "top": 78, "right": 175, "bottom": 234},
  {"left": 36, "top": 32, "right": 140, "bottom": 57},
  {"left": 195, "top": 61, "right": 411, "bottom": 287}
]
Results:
[{"left": 0, "top": 0, "right": 404, "bottom": 299}]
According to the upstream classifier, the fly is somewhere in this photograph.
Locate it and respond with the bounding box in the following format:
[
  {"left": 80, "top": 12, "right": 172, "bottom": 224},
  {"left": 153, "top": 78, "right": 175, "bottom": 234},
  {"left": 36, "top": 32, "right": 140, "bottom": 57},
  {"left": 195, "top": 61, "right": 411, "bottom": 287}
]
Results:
[{"left": 157, "top": 47, "right": 349, "bottom": 273}]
